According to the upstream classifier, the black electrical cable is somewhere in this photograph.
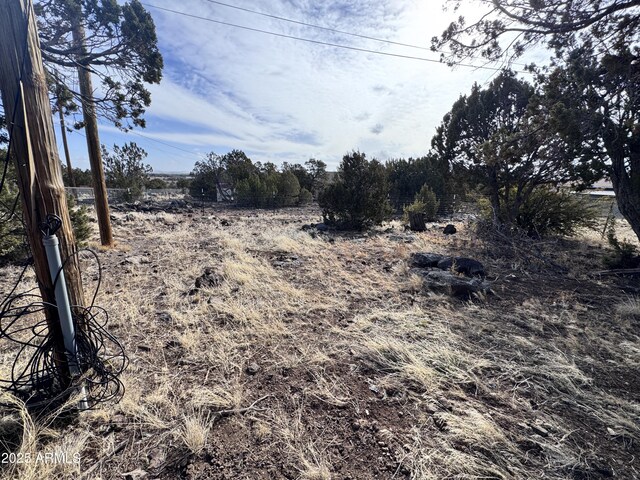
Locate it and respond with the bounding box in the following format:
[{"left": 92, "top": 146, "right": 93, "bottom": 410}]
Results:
[
  {"left": 0, "top": 247, "right": 128, "bottom": 411},
  {"left": 1, "top": 4, "right": 126, "bottom": 412}
]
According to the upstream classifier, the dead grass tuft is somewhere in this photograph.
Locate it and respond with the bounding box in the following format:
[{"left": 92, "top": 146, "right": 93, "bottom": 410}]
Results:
[
  {"left": 616, "top": 296, "right": 640, "bottom": 319},
  {"left": 178, "top": 410, "right": 211, "bottom": 455}
]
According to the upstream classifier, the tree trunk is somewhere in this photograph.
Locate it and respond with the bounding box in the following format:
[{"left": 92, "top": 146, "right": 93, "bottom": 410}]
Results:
[
  {"left": 610, "top": 155, "right": 640, "bottom": 241},
  {"left": 0, "top": 0, "right": 85, "bottom": 383},
  {"left": 408, "top": 211, "right": 426, "bottom": 232},
  {"left": 488, "top": 166, "right": 502, "bottom": 225},
  {"left": 71, "top": 18, "right": 113, "bottom": 246},
  {"left": 56, "top": 98, "right": 75, "bottom": 188}
]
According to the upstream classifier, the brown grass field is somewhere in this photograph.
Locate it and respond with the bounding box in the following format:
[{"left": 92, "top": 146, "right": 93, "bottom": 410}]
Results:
[{"left": 1, "top": 205, "right": 639, "bottom": 479}]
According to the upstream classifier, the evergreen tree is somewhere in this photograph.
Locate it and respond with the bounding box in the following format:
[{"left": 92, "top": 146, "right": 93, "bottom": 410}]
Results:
[{"left": 319, "top": 151, "right": 391, "bottom": 230}]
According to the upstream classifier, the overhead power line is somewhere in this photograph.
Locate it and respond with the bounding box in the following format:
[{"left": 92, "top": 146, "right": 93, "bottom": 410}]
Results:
[
  {"left": 199, "top": 0, "right": 530, "bottom": 68},
  {"left": 69, "top": 127, "right": 205, "bottom": 162},
  {"left": 127, "top": 129, "right": 205, "bottom": 157},
  {"left": 143, "top": 3, "right": 527, "bottom": 73},
  {"left": 202, "top": 0, "right": 433, "bottom": 51}
]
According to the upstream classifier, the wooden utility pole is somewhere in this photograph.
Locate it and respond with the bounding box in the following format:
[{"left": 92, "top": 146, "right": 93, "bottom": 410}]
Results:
[
  {"left": 56, "top": 96, "right": 75, "bottom": 188},
  {"left": 0, "top": 0, "right": 85, "bottom": 381},
  {"left": 70, "top": 8, "right": 113, "bottom": 246}
]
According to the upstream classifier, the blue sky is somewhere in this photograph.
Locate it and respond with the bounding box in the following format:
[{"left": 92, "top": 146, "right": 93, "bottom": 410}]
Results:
[{"left": 58, "top": 0, "right": 547, "bottom": 173}]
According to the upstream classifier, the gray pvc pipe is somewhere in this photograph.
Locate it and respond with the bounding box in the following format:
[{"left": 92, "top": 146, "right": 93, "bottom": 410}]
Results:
[{"left": 42, "top": 234, "right": 88, "bottom": 409}]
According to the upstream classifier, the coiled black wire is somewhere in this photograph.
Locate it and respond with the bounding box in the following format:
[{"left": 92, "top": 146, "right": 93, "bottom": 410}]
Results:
[
  {"left": 0, "top": 1, "right": 127, "bottom": 412},
  {"left": 0, "top": 247, "right": 128, "bottom": 412}
]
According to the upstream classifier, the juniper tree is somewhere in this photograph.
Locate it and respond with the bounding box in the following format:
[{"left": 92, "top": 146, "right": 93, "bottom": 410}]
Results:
[
  {"left": 35, "top": 0, "right": 163, "bottom": 244},
  {"left": 432, "top": 0, "right": 640, "bottom": 240}
]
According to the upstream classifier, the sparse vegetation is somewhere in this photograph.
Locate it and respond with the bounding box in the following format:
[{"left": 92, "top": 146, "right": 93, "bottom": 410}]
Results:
[
  {"left": 191, "top": 150, "right": 319, "bottom": 207},
  {"left": 67, "top": 194, "right": 91, "bottom": 246},
  {"left": 479, "top": 187, "right": 599, "bottom": 238},
  {"left": 61, "top": 165, "right": 92, "bottom": 187},
  {"left": 2, "top": 0, "right": 639, "bottom": 477},
  {"left": 386, "top": 155, "right": 453, "bottom": 210},
  {"left": 2, "top": 205, "right": 638, "bottom": 479},
  {"left": 0, "top": 160, "right": 24, "bottom": 262},
  {"left": 409, "top": 184, "right": 440, "bottom": 222},
  {"left": 605, "top": 220, "right": 640, "bottom": 268},
  {"left": 0, "top": 159, "right": 91, "bottom": 263}
]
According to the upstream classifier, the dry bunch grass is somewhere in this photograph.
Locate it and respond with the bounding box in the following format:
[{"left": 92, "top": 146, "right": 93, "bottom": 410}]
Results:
[{"left": 1, "top": 208, "right": 638, "bottom": 479}]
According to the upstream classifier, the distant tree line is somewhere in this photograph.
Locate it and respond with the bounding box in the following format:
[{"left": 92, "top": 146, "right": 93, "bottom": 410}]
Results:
[
  {"left": 189, "top": 150, "right": 327, "bottom": 208},
  {"left": 61, "top": 141, "right": 173, "bottom": 199}
]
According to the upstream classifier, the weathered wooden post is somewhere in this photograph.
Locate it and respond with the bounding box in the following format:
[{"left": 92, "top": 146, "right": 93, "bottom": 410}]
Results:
[{"left": 0, "top": 0, "right": 85, "bottom": 387}]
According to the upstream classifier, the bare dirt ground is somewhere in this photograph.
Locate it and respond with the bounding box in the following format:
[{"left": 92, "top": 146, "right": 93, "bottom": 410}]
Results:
[{"left": 1, "top": 205, "right": 639, "bottom": 479}]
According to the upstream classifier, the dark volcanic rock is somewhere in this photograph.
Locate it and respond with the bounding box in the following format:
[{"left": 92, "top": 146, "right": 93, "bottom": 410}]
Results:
[
  {"left": 417, "top": 270, "right": 490, "bottom": 296},
  {"left": 437, "top": 257, "right": 485, "bottom": 278},
  {"left": 409, "top": 253, "right": 445, "bottom": 268},
  {"left": 194, "top": 267, "right": 223, "bottom": 289},
  {"left": 301, "top": 223, "right": 329, "bottom": 232},
  {"left": 443, "top": 224, "right": 457, "bottom": 235}
]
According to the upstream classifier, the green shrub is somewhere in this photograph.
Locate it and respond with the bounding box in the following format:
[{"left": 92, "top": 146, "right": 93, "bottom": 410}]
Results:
[
  {"left": 1, "top": 168, "right": 90, "bottom": 264},
  {"left": 298, "top": 188, "right": 313, "bottom": 205},
  {"left": 604, "top": 221, "right": 639, "bottom": 268},
  {"left": 277, "top": 171, "right": 300, "bottom": 207},
  {"left": 176, "top": 178, "right": 191, "bottom": 191},
  {"left": 516, "top": 188, "right": 598, "bottom": 237},
  {"left": 102, "top": 142, "right": 152, "bottom": 202},
  {"left": 235, "top": 174, "right": 267, "bottom": 207},
  {"left": 413, "top": 185, "right": 439, "bottom": 221},
  {"left": 67, "top": 194, "right": 92, "bottom": 246},
  {"left": 0, "top": 164, "right": 25, "bottom": 262},
  {"left": 145, "top": 177, "right": 168, "bottom": 189},
  {"left": 480, "top": 187, "right": 598, "bottom": 238},
  {"left": 319, "top": 151, "right": 392, "bottom": 230}
]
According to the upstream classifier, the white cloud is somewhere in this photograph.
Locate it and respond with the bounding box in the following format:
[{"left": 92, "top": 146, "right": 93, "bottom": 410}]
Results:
[{"left": 63, "top": 0, "right": 542, "bottom": 172}]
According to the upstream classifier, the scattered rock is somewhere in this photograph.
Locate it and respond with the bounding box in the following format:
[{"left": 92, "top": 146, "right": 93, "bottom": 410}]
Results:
[
  {"left": 409, "top": 253, "right": 486, "bottom": 279},
  {"left": 220, "top": 219, "right": 230, "bottom": 226},
  {"left": 271, "top": 253, "right": 301, "bottom": 268},
  {"left": 165, "top": 340, "right": 182, "bottom": 350},
  {"left": 302, "top": 223, "right": 329, "bottom": 233},
  {"left": 194, "top": 268, "right": 223, "bottom": 290},
  {"left": 443, "top": 224, "right": 457, "bottom": 235},
  {"left": 417, "top": 270, "right": 491, "bottom": 296},
  {"left": 156, "top": 311, "right": 173, "bottom": 323},
  {"left": 436, "top": 396, "right": 454, "bottom": 412},
  {"left": 436, "top": 257, "right": 485, "bottom": 278},
  {"left": 121, "top": 469, "right": 148, "bottom": 480},
  {"left": 147, "top": 448, "right": 165, "bottom": 470},
  {"left": 246, "top": 362, "right": 260, "bottom": 375},
  {"left": 125, "top": 255, "right": 151, "bottom": 266},
  {"left": 409, "top": 253, "right": 444, "bottom": 268},
  {"left": 388, "top": 234, "right": 415, "bottom": 243}
]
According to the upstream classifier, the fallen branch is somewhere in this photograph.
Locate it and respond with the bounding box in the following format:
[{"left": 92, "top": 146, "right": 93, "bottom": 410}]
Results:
[
  {"left": 80, "top": 439, "right": 129, "bottom": 479},
  {"left": 214, "top": 395, "right": 271, "bottom": 417},
  {"left": 590, "top": 268, "right": 640, "bottom": 277}
]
